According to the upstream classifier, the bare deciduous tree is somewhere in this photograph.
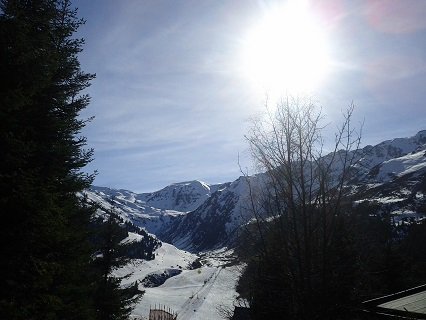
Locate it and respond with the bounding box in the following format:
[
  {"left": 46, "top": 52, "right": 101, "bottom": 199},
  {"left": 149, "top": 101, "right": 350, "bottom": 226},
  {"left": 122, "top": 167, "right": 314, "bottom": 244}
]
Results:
[{"left": 237, "top": 96, "right": 362, "bottom": 319}]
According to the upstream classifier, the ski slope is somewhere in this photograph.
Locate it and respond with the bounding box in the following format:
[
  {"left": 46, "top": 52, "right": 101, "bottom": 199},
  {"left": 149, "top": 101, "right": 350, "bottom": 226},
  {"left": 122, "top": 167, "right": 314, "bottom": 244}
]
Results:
[{"left": 115, "top": 242, "right": 240, "bottom": 320}]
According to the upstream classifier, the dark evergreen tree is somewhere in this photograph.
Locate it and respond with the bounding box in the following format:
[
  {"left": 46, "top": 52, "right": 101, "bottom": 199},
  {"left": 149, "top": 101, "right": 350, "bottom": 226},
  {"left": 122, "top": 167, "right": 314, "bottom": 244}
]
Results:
[
  {"left": 91, "top": 208, "right": 143, "bottom": 320},
  {"left": 0, "top": 0, "right": 96, "bottom": 318}
]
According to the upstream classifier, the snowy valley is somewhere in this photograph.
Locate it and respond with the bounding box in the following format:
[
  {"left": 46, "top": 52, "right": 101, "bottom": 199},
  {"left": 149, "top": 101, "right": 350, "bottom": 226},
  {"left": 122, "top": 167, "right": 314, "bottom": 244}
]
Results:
[{"left": 85, "top": 130, "right": 426, "bottom": 320}]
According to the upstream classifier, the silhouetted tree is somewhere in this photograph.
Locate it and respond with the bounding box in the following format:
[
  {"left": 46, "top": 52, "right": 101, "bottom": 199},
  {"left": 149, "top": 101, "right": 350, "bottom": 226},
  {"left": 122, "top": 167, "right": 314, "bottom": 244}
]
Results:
[
  {"left": 92, "top": 207, "right": 143, "bottom": 320},
  {"left": 0, "top": 0, "right": 96, "bottom": 318},
  {"left": 237, "top": 97, "right": 362, "bottom": 319}
]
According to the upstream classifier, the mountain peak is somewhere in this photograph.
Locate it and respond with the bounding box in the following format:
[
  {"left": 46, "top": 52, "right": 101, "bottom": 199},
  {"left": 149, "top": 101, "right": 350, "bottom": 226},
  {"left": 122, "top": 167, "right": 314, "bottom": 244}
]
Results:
[
  {"left": 170, "top": 180, "right": 210, "bottom": 189},
  {"left": 137, "top": 180, "right": 213, "bottom": 212},
  {"left": 414, "top": 130, "right": 426, "bottom": 143}
]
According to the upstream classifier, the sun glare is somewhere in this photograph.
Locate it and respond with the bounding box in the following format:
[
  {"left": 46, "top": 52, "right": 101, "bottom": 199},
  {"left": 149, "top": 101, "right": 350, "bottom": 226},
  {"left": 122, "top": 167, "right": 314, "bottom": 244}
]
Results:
[{"left": 241, "top": 1, "right": 330, "bottom": 97}]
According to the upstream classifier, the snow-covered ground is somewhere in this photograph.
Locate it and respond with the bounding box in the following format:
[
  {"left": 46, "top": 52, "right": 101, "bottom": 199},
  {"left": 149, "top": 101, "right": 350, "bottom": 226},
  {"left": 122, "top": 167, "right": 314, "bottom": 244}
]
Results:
[
  {"left": 84, "top": 187, "right": 185, "bottom": 235},
  {"left": 87, "top": 130, "right": 426, "bottom": 318},
  {"left": 375, "top": 150, "right": 426, "bottom": 182},
  {"left": 115, "top": 242, "right": 240, "bottom": 320}
]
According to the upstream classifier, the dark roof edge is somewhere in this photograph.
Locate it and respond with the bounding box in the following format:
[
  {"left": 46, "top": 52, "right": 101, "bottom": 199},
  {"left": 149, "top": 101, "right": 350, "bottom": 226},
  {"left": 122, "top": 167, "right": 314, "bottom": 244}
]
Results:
[
  {"left": 362, "top": 284, "right": 426, "bottom": 320},
  {"left": 363, "top": 307, "right": 426, "bottom": 320},
  {"left": 363, "top": 284, "right": 426, "bottom": 306}
]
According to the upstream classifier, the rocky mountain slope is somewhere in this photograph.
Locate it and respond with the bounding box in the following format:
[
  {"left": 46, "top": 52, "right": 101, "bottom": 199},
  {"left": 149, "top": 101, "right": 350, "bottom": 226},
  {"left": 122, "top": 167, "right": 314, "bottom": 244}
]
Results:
[
  {"left": 85, "top": 130, "right": 426, "bottom": 252},
  {"left": 137, "top": 180, "right": 229, "bottom": 212}
]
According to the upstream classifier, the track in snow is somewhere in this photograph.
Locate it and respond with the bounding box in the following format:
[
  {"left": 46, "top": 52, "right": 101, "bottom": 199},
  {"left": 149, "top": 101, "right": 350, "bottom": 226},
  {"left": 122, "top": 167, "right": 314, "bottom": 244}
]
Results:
[{"left": 177, "top": 267, "right": 223, "bottom": 320}]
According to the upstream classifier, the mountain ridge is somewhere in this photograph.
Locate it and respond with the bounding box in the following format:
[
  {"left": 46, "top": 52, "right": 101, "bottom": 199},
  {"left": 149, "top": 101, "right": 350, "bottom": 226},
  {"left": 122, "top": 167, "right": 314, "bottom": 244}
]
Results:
[{"left": 86, "top": 130, "right": 426, "bottom": 252}]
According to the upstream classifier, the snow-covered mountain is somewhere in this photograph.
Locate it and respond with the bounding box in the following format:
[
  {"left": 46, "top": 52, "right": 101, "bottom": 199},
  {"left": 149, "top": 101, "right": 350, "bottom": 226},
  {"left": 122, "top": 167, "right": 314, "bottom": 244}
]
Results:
[
  {"left": 86, "top": 186, "right": 180, "bottom": 235},
  {"left": 85, "top": 177, "right": 256, "bottom": 252},
  {"left": 86, "top": 181, "right": 228, "bottom": 235},
  {"left": 350, "top": 129, "right": 426, "bottom": 182},
  {"left": 81, "top": 130, "right": 426, "bottom": 319},
  {"left": 84, "top": 184, "right": 240, "bottom": 320},
  {"left": 86, "top": 130, "right": 426, "bottom": 252},
  {"left": 137, "top": 180, "right": 229, "bottom": 212},
  {"left": 160, "top": 176, "right": 249, "bottom": 251}
]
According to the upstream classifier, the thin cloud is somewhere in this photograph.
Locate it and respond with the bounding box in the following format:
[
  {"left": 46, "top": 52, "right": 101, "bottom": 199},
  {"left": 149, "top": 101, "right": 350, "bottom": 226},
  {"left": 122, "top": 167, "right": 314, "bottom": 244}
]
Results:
[
  {"left": 363, "top": 0, "right": 426, "bottom": 34},
  {"left": 76, "top": 1, "right": 426, "bottom": 192},
  {"left": 365, "top": 55, "right": 426, "bottom": 86}
]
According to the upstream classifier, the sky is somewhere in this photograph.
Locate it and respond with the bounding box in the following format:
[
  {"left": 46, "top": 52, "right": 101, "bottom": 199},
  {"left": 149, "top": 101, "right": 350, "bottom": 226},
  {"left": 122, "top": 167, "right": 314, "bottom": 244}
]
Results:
[{"left": 74, "top": 0, "right": 426, "bottom": 193}]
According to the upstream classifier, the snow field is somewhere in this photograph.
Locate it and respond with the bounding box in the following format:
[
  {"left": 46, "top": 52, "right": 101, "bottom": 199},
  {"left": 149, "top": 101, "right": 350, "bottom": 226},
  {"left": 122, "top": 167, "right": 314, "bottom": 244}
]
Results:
[{"left": 115, "top": 243, "right": 240, "bottom": 320}]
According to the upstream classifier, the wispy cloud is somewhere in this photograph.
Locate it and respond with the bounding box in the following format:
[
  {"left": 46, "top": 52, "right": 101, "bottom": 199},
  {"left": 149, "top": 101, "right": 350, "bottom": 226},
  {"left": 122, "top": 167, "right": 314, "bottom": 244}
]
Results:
[
  {"left": 76, "top": 0, "right": 426, "bottom": 192},
  {"left": 363, "top": 0, "right": 426, "bottom": 34}
]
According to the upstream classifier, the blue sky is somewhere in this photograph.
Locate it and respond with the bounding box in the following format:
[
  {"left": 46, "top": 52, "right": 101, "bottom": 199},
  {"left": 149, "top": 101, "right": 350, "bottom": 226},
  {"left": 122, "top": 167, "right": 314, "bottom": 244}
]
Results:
[{"left": 75, "top": 0, "right": 426, "bottom": 192}]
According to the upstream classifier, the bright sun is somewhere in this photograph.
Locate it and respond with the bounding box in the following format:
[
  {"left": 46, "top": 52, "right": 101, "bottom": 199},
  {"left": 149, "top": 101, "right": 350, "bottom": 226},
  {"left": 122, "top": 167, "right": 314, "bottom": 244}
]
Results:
[{"left": 241, "top": 1, "right": 330, "bottom": 96}]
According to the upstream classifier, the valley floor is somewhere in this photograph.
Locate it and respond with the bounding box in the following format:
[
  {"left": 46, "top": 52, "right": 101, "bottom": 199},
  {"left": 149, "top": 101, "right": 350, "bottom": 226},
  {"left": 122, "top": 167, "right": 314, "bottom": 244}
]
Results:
[{"left": 115, "top": 243, "right": 240, "bottom": 320}]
